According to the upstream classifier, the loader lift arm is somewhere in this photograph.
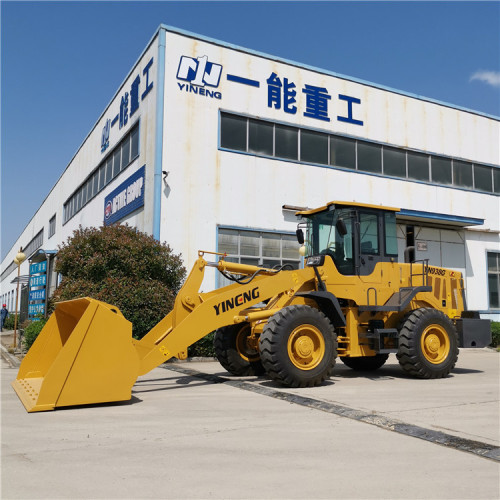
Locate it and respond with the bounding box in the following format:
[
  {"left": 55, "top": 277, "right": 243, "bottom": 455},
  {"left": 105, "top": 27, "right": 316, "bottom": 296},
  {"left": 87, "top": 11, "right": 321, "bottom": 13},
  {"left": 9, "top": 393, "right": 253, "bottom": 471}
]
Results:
[{"left": 134, "top": 252, "right": 315, "bottom": 375}]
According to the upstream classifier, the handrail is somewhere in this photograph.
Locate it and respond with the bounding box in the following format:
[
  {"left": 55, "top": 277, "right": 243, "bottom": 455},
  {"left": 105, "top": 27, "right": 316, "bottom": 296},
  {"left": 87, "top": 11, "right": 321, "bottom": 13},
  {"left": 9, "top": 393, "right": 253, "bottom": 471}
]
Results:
[{"left": 409, "top": 259, "right": 429, "bottom": 287}]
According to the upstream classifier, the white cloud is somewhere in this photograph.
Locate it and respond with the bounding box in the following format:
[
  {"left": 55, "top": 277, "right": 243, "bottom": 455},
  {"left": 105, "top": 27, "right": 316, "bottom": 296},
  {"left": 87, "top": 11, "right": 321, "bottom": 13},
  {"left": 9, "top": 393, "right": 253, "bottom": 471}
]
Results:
[{"left": 470, "top": 70, "right": 500, "bottom": 88}]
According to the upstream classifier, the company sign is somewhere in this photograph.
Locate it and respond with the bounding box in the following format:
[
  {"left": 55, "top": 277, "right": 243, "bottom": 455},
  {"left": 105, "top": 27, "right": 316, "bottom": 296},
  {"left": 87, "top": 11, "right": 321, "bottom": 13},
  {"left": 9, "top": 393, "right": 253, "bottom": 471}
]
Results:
[
  {"left": 104, "top": 165, "right": 145, "bottom": 225},
  {"left": 175, "top": 54, "right": 363, "bottom": 126},
  {"left": 101, "top": 57, "right": 154, "bottom": 153},
  {"left": 176, "top": 55, "right": 223, "bottom": 100}
]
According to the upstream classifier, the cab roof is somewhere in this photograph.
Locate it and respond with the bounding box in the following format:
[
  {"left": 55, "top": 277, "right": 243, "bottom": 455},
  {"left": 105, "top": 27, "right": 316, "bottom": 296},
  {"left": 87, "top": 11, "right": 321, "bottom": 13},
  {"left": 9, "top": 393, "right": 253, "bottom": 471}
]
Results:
[{"left": 296, "top": 201, "right": 400, "bottom": 216}]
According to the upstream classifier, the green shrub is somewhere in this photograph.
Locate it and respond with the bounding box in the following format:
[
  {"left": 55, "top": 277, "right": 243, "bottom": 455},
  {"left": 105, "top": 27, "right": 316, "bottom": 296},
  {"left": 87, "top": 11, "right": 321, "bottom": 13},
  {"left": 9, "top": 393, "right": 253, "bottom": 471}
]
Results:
[
  {"left": 3, "top": 315, "right": 16, "bottom": 330},
  {"left": 51, "top": 225, "right": 186, "bottom": 340},
  {"left": 491, "top": 321, "right": 500, "bottom": 348},
  {"left": 188, "top": 331, "right": 215, "bottom": 358},
  {"left": 23, "top": 316, "right": 48, "bottom": 351}
]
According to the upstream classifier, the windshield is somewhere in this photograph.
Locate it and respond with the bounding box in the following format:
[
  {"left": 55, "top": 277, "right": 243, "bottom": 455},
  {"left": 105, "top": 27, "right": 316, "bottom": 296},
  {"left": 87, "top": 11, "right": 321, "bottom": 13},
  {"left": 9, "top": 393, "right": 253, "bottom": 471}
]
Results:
[{"left": 305, "top": 208, "right": 354, "bottom": 275}]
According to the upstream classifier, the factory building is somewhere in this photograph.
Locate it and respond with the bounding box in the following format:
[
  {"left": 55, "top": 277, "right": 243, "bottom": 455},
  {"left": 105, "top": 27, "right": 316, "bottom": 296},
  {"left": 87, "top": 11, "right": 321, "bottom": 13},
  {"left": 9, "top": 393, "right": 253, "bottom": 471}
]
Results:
[{"left": 1, "top": 25, "right": 499, "bottom": 322}]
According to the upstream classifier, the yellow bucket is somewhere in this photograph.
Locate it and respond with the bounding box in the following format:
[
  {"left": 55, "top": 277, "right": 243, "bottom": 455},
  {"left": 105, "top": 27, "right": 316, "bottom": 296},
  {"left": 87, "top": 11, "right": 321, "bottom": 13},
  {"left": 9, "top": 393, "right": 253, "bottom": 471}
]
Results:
[{"left": 12, "top": 298, "right": 140, "bottom": 412}]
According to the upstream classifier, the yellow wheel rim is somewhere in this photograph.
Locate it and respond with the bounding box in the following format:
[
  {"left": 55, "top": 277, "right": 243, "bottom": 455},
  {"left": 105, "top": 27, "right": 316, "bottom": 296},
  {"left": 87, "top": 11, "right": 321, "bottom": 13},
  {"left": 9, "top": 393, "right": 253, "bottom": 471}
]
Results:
[
  {"left": 287, "top": 324, "right": 325, "bottom": 370},
  {"left": 420, "top": 324, "right": 450, "bottom": 364},
  {"left": 236, "top": 326, "right": 260, "bottom": 363}
]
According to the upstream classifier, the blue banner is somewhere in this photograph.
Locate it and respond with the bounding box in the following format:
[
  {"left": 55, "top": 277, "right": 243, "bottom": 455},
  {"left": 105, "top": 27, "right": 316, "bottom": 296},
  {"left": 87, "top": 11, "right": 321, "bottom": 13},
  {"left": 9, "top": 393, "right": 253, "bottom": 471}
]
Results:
[
  {"left": 29, "top": 289, "right": 46, "bottom": 302},
  {"left": 104, "top": 165, "right": 145, "bottom": 225},
  {"left": 30, "top": 275, "right": 46, "bottom": 287},
  {"left": 29, "top": 304, "right": 45, "bottom": 316},
  {"left": 30, "top": 261, "right": 47, "bottom": 275}
]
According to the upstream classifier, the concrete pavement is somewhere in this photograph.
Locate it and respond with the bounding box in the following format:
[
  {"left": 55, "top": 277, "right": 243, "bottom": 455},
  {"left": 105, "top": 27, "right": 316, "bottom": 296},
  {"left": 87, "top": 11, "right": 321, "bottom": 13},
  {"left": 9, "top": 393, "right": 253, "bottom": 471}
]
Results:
[{"left": 2, "top": 349, "right": 499, "bottom": 499}]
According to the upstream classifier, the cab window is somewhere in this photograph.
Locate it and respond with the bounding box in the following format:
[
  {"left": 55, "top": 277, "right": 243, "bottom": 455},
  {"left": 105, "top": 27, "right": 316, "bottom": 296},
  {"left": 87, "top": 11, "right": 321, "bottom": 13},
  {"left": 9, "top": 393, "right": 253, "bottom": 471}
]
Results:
[
  {"left": 384, "top": 212, "right": 398, "bottom": 256},
  {"left": 359, "top": 213, "right": 379, "bottom": 255}
]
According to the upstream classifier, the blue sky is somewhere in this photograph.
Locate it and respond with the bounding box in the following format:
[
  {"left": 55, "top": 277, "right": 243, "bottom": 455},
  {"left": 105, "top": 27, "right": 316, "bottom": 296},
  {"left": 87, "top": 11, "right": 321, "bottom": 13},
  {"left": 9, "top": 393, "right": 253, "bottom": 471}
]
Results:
[{"left": 1, "top": 1, "right": 499, "bottom": 260}]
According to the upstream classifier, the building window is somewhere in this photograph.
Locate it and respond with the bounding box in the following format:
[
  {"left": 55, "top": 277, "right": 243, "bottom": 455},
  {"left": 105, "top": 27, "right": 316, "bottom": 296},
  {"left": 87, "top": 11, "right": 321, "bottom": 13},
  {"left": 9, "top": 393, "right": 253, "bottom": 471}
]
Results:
[
  {"left": 220, "top": 114, "right": 247, "bottom": 151},
  {"left": 487, "top": 252, "right": 500, "bottom": 310},
  {"left": 1, "top": 261, "right": 17, "bottom": 281},
  {"left": 49, "top": 215, "right": 56, "bottom": 238},
  {"left": 217, "top": 227, "right": 301, "bottom": 287},
  {"left": 474, "top": 164, "right": 493, "bottom": 193},
  {"left": 220, "top": 112, "right": 498, "bottom": 196},
  {"left": 300, "top": 130, "right": 328, "bottom": 165},
  {"left": 493, "top": 168, "right": 500, "bottom": 194},
  {"left": 63, "top": 122, "right": 140, "bottom": 224},
  {"left": 275, "top": 124, "right": 298, "bottom": 160},
  {"left": 249, "top": 119, "right": 273, "bottom": 156},
  {"left": 431, "top": 157, "right": 452, "bottom": 185},
  {"left": 407, "top": 151, "right": 429, "bottom": 182},
  {"left": 122, "top": 135, "right": 130, "bottom": 166},
  {"left": 23, "top": 229, "right": 44, "bottom": 258},
  {"left": 131, "top": 126, "right": 139, "bottom": 158},
  {"left": 383, "top": 147, "right": 406, "bottom": 178},
  {"left": 453, "top": 160, "right": 473, "bottom": 188},
  {"left": 112, "top": 147, "right": 122, "bottom": 178},
  {"left": 331, "top": 136, "right": 356, "bottom": 169},
  {"left": 358, "top": 142, "right": 382, "bottom": 174}
]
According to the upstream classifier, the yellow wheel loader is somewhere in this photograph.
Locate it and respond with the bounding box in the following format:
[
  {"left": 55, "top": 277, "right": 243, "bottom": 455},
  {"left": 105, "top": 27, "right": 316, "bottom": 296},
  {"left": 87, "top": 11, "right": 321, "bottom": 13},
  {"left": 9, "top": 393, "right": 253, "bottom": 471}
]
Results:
[{"left": 12, "top": 201, "right": 491, "bottom": 412}]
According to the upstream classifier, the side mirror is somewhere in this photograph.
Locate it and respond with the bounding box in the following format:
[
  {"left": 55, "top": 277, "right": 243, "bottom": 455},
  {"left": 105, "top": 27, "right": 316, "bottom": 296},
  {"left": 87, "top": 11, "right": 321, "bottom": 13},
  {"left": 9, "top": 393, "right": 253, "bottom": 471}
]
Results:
[
  {"left": 296, "top": 229, "right": 305, "bottom": 245},
  {"left": 336, "top": 219, "right": 347, "bottom": 237}
]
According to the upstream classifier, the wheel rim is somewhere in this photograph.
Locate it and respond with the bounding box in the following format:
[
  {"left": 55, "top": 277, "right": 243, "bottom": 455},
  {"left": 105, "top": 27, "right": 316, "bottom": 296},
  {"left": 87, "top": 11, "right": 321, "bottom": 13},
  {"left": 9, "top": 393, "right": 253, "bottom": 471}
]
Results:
[
  {"left": 235, "top": 326, "right": 260, "bottom": 362},
  {"left": 420, "top": 324, "right": 450, "bottom": 364},
  {"left": 287, "top": 324, "right": 325, "bottom": 370}
]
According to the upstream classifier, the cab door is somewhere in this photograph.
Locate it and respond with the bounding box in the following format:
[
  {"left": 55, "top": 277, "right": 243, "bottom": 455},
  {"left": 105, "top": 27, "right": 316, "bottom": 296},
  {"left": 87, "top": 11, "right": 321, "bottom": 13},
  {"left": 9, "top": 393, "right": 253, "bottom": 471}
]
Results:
[{"left": 357, "top": 211, "right": 382, "bottom": 276}]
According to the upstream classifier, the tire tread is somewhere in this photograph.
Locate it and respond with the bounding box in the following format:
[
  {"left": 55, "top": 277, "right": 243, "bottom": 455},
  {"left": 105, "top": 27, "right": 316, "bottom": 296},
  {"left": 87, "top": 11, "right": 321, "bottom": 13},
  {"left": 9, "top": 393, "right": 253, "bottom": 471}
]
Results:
[
  {"left": 396, "top": 308, "right": 458, "bottom": 379},
  {"left": 259, "top": 305, "right": 336, "bottom": 388}
]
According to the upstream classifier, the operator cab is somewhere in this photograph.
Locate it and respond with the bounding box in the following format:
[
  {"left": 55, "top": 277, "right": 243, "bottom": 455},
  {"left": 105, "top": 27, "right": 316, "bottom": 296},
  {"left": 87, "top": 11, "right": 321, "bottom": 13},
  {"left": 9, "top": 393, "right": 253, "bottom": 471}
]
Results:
[{"left": 296, "top": 201, "right": 400, "bottom": 276}]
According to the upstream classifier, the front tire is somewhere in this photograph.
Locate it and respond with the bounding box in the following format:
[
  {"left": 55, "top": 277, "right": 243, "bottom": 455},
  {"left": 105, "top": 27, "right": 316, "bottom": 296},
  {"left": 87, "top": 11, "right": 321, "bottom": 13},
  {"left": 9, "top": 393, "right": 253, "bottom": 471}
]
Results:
[
  {"left": 214, "top": 324, "right": 265, "bottom": 376},
  {"left": 397, "top": 308, "right": 458, "bottom": 379},
  {"left": 259, "top": 305, "right": 337, "bottom": 388}
]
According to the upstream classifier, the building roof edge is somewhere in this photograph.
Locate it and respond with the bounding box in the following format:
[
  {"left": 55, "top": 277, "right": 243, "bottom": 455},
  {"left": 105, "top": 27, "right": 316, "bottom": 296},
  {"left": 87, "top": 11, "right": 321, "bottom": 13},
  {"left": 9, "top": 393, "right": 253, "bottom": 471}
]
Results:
[{"left": 158, "top": 24, "right": 500, "bottom": 121}]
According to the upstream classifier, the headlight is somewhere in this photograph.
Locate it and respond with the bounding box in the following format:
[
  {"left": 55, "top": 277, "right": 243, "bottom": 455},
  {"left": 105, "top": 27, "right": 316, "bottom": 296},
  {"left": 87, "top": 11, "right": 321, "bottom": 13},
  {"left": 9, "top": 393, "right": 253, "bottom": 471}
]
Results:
[{"left": 306, "top": 255, "right": 325, "bottom": 267}]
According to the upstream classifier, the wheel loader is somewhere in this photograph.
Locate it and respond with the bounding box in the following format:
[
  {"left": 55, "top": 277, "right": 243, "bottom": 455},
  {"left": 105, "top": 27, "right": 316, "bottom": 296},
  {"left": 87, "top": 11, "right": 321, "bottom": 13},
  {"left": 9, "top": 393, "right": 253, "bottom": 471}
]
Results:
[{"left": 12, "top": 201, "right": 491, "bottom": 412}]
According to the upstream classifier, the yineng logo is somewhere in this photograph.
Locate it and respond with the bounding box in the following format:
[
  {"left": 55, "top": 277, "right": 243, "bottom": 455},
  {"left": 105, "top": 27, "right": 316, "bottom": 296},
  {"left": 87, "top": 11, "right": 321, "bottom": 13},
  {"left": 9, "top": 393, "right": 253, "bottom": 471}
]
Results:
[
  {"left": 176, "top": 55, "right": 222, "bottom": 99},
  {"left": 213, "top": 287, "right": 260, "bottom": 316}
]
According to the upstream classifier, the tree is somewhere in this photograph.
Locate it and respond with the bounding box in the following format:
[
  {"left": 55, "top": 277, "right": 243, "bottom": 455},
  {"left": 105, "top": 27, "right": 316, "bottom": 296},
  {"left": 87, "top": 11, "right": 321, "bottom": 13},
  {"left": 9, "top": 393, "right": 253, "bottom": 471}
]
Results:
[{"left": 51, "top": 225, "right": 186, "bottom": 339}]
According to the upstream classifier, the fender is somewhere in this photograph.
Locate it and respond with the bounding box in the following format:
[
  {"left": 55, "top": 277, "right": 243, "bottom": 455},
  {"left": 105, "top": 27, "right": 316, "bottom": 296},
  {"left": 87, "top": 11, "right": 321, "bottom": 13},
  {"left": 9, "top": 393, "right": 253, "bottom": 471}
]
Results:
[{"left": 295, "top": 291, "right": 346, "bottom": 327}]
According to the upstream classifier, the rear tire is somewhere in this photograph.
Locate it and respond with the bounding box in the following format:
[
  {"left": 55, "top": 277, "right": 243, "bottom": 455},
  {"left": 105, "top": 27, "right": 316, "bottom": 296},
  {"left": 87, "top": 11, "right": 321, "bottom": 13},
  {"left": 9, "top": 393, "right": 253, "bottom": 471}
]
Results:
[
  {"left": 397, "top": 308, "right": 458, "bottom": 379},
  {"left": 214, "top": 324, "right": 265, "bottom": 376},
  {"left": 341, "top": 354, "right": 389, "bottom": 371},
  {"left": 259, "top": 305, "right": 337, "bottom": 388}
]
